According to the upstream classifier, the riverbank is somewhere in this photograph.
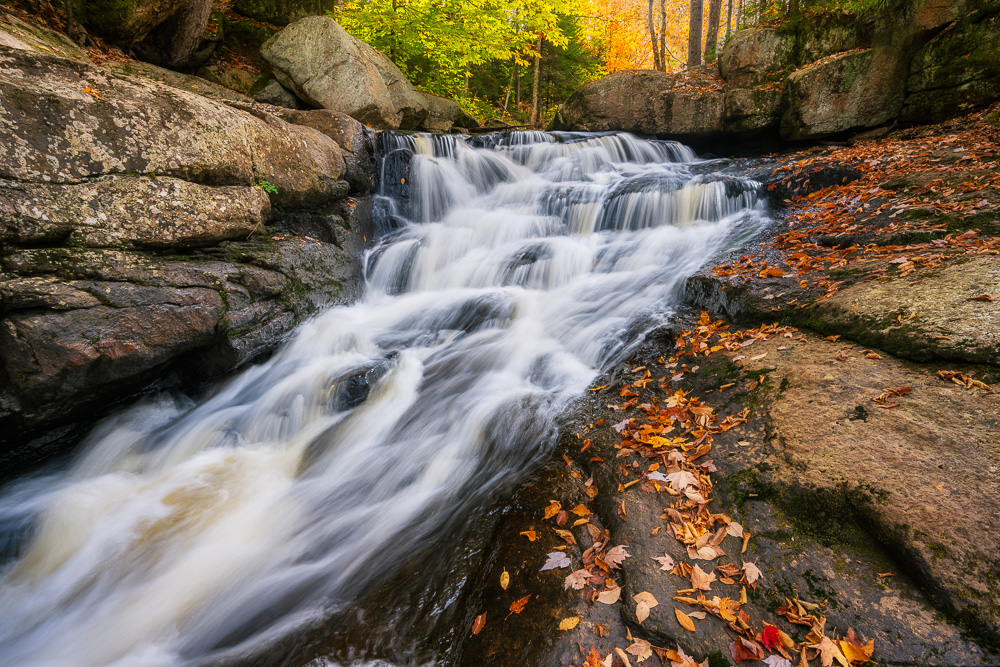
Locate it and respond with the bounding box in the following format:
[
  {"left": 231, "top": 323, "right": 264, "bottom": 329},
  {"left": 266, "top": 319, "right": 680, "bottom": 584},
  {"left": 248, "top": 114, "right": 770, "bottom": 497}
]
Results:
[{"left": 455, "top": 104, "right": 1000, "bottom": 665}]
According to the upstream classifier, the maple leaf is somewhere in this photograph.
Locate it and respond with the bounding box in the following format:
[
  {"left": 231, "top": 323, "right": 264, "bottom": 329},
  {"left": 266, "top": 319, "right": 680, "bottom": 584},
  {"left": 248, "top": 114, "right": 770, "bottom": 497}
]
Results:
[
  {"left": 691, "top": 564, "right": 716, "bottom": 590},
  {"left": 564, "top": 569, "right": 592, "bottom": 590},
  {"left": 627, "top": 638, "right": 653, "bottom": 662},
  {"left": 667, "top": 470, "right": 698, "bottom": 491},
  {"left": 717, "top": 597, "right": 739, "bottom": 622},
  {"left": 506, "top": 595, "right": 530, "bottom": 619},
  {"left": 764, "top": 656, "right": 792, "bottom": 667},
  {"left": 761, "top": 623, "right": 781, "bottom": 650},
  {"left": 583, "top": 646, "right": 604, "bottom": 667},
  {"left": 811, "top": 636, "right": 849, "bottom": 667},
  {"left": 730, "top": 637, "right": 765, "bottom": 662},
  {"left": 471, "top": 612, "right": 486, "bottom": 635},
  {"left": 743, "top": 560, "right": 763, "bottom": 588},
  {"left": 604, "top": 545, "right": 631, "bottom": 568},
  {"left": 541, "top": 551, "right": 571, "bottom": 571},
  {"left": 652, "top": 553, "right": 675, "bottom": 570}
]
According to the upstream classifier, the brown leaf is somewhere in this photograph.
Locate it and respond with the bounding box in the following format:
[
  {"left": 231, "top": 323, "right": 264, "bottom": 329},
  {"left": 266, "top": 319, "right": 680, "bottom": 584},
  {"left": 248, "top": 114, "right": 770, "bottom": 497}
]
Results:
[
  {"left": 554, "top": 528, "right": 577, "bottom": 545},
  {"left": 471, "top": 612, "right": 486, "bottom": 635},
  {"left": 556, "top": 510, "right": 568, "bottom": 526},
  {"left": 564, "top": 569, "right": 592, "bottom": 590},
  {"left": 674, "top": 607, "right": 696, "bottom": 632},
  {"left": 730, "top": 637, "right": 765, "bottom": 662},
  {"left": 604, "top": 545, "right": 631, "bottom": 568},
  {"left": 596, "top": 585, "right": 622, "bottom": 604},
  {"left": 968, "top": 293, "right": 994, "bottom": 301},
  {"left": 691, "top": 564, "right": 717, "bottom": 590},
  {"left": 627, "top": 638, "right": 653, "bottom": 662}
]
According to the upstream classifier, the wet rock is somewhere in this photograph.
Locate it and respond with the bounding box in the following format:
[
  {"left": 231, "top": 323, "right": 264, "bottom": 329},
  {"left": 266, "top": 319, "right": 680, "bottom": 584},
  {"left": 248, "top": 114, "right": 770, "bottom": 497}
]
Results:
[
  {"left": 0, "top": 47, "right": 343, "bottom": 208},
  {"left": 0, "top": 176, "right": 270, "bottom": 248}
]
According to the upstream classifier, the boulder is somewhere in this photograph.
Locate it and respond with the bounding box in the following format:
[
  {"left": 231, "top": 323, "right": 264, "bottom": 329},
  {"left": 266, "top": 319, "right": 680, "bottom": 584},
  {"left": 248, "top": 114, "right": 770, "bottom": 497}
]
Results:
[
  {"left": 780, "top": 48, "right": 906, "bottom": 140},
  {"left": 0, "top": 47, "right": 343, "bottom": 208},
  {"left": 233, "top": 0, "right": 338, "bottom": 26},
  {"left": 278, "top": 109, "right": 377, "bottom": 194},
  {"left": 262, "top": 16, "right": 442, "bottom": 130},
  {"left": 102, "top": 59, "right": 249, "bottom": 103},
  {"left": 133, "top": 0, "right": 216, "bottom": 69},
  {"left": 260, "top": 17, "right": 475, "bottom": 131},
  {"left": 723, "top": 85, "right": 782, "bottom": 135},
  {"left": 196, "top": 63, "right": 259, "bottom": 94},
  {"left": 901, "top": 5, "right": 1000, "bottom": 123},
  {"left": 77, "top": 0, "right": 190, "bottom": 46},
  {"left": 718, "top": 27, "right": 795, "bottom": 85},
  {"left": 251, "top": 74, "right": 306, "bottom": 108}
]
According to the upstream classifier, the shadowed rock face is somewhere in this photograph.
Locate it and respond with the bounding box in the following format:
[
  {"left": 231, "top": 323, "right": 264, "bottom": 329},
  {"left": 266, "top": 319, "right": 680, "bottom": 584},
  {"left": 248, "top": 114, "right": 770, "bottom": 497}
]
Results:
[
  {"left": 552, "top": 0, "right": 1000, "bottom": 144},
  {"left": 0, "top": 42, "right": 376, "bottom": 457}
]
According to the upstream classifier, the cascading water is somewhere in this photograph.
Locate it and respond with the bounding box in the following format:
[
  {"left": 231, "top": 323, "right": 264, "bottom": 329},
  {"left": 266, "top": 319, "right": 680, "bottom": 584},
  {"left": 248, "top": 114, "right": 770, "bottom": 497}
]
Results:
[{"left": 0, "top": 131, "right": 768, "bottom": 667}]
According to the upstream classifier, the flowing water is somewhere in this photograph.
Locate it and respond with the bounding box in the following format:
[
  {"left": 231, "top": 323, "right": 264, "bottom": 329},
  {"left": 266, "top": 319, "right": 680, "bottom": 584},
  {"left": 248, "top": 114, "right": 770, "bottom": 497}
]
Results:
[{"left": 0, "top": 131, "right": 768, "bottom": 666}]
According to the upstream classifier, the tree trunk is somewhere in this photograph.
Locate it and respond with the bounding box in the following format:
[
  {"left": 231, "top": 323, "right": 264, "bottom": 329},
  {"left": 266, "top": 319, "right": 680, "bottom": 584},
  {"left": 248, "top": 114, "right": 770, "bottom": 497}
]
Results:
[
  {"left": 687, "top": 0, "right": 704, "bottom": 68},
  {"left": 658, "top": 0, "right": 667, "bottom": 70},
  {"left": 647, "top": 0, "right": 662, "bottom": 71},
  {"left": 704, "top": 0, "right": 723, "bottom": 62},
  {"left": 725, "top": 0, "right": 733, "bottom": 41},
  {"left": 789, "top": 0, "right": 799, "bottom": 15},
  {"left": 531, "top": 38, "right": 542, "bottom": 128},
  {"left": 516, "top": 61, "right": 521, "bottom": 108},
  {"left": 501, "top": 59, "right": 515, "bottom": 117}
]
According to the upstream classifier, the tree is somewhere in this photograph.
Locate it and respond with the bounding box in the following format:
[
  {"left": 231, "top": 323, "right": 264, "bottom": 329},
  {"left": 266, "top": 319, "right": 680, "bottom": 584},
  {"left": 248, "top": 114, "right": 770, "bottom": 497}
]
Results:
[
  {"left": 531, "top": 37, "right": 543, "bottom": 126},
  {"left": 704, "top": 0, "right": 723, "bottom": 61},
  {"left": 687, "top": 0, "right": 703, "bottom": 67}
]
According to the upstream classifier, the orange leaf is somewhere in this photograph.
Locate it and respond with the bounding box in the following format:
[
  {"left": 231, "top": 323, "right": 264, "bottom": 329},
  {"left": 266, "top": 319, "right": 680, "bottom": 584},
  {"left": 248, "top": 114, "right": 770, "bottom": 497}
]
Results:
[
  {"left": 471, "top": 612, "right": 486, "bottom": 635},
  {"left": 674, "top": 607, "right": 696, "bottom": 632}
]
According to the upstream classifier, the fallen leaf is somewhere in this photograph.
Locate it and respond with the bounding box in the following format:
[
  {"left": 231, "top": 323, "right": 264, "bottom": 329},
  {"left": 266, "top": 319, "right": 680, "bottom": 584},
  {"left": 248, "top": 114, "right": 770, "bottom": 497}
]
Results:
[
  {"left": 691, "top": 564, "right": 717, "bottom": 590},
  {"left": 500, "top": 569, "right": 510, "bottom": 589},
  {"left": 564, "top": 569, "right": 592, "bottom": 590},
  {"left": 597, "top": 585, "right": 622, "bottom": 604},
  {"left": 743, "top": 560, "right": 763, "bottom": 587},
  {"left": 558, "top": 616, "right": 580, "bottom": 630},
  {"left": 571, "top": 504, "right": 591, "bottom": 516},
  {"left": 554, "top": 528, "right": 577, "bottom": 545},
  {"left": 764, "top": 656, "right": 792, "bottom": 667},
  {"left": 471, "top": 612, "right": 486, "bottom": 635},
  {"left": 812, "top": 636, "right": 849, "bottom": 667},
  {"left": 730, "top": 636, "right": 765, "bottom": 662},
  {"left": 627, "top": 638, "right": 653, "bottom": 662},
  {"left": 674, "top": 607, "right": 696, "bottom": 632},
  {"left": 652, "top": 553, "right": 675, "bottom": 570},
  {"left": 762, "top": 623, "right": 781, "bottom": 650},
  {"left": 727, "top": 521, "right": 744, "bottom": 537},
  {"left": 520, "top": 530, "right": 537, "bottom": 541},
  {"left": 541, "top": 551, "right": 571, "bottom": 571},
  {"left": 543, "top": 501, "right": 561, "bottom": 520},
  {"left": 616, "top": 647, "right": 633, "bottom": 667},
  {"left": 605, "top": 545, "right": 631, "bottom": 568},
  {"left": 507, "top": 595, "right": 530, "bottom": 618},
  {"left": 968, "top": 293, "right": 994, "bottom": 301}
]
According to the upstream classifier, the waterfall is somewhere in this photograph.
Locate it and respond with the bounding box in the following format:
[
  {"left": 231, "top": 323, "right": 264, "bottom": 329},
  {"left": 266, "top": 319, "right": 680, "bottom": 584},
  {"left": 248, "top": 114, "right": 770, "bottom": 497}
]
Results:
[{"left": 0, "top": 131, "right": 768, "bottom": 667}]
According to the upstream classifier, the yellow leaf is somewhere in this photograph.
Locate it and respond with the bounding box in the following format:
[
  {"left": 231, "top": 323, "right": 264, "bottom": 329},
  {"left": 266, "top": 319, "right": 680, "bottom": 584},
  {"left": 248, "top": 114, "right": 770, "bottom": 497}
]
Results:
[
  {"left": 500, "top": 569, "right": 509, "bottom": 590},
  {"left": 558, "top": 616, "right": 580, "bottom": 631},
  {"left": 543, "top": 501, "right": 561, "bottom": 520},
  {"left": 674, "top": 607, "right": 696, "bottom": 632},
  {"left": 570, "top": 504, "right": 591, "bottom": 516}
]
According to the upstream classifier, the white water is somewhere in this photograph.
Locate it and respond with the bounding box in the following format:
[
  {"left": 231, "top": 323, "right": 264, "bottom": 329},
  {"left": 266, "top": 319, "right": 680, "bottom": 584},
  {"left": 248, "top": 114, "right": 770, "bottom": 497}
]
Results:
[{"left": 0, "top": 132, "right": 767, "bottom": 666}]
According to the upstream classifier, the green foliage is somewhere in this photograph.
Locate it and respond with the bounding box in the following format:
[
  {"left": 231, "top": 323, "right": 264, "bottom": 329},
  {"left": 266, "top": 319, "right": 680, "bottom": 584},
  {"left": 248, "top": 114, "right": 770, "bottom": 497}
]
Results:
[
  {"left": 738, "top": 0, "right": 888, "bottom": 26},
  {"left": 334, "top": 0, "right": 603, "bottom": 124},
  {"left": 254, "top": 180, "right": 279, "bottom": 195}
]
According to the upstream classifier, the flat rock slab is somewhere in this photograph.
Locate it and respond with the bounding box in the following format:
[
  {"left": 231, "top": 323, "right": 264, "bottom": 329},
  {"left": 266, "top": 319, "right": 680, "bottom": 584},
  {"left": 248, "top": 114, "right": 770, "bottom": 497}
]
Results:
[{"left": 810, "top": 255, "right": 1000, "bottom": 364}]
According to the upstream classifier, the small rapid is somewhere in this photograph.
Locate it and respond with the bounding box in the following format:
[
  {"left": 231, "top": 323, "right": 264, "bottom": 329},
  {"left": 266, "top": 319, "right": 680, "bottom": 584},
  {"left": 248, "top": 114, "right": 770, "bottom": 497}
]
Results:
[{"left": 0, "top": 131, "right": 768, "bottom": 666}]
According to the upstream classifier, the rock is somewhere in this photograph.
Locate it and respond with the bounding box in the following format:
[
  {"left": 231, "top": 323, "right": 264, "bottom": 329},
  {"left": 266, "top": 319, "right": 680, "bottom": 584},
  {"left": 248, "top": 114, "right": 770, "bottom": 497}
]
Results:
[
  {"left": 278, "top": 109, "right": 376, "bottom": 194},
  {"left": 419, "top": 91, "right": 481, "bottom": 132},
  {"left": 780, "top": 48, "right": 905, "bottom": 140},
  {"left": 0, "top": 47, "right": 344, "bottom": 208},
  {"left": 102, "top": 59, "right": 249, "bottom": 103},
  {"left": 233, "top": 0, "right": 338, "bottom": 26},
  {"left": 251, "top": 74, "right": 306, "bottom": 109},
  {"left": 196, "top": 63, "right": 259, "bottom": 94},
  {"left": 0, "top": 176, "right": 271, "bottom": 249},
  {"left": 0, "top": 13, "right": 91, "bottom": 62},
  {"left": 77, "top": 0, "right": 191, "bottom": 46},
  {"left": 133, "top": 0, "right": 216, "bottom": 69},
  {"left": 901, "top": 6, "right": 1000, "bottom": 123},
  {"left": 262, "top": 16, "right": 435, "bottom": 130},
  {"left": 722, "top": 85, "right": 782, "bottom": 136},
  {"left": 718, "top": 27, "right": 795, "bottom": 85}
]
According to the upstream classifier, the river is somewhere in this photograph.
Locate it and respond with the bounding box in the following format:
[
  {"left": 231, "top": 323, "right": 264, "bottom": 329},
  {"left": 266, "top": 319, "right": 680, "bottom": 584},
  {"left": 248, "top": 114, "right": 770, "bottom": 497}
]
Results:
[{"left": 0, "top": 131, "right": 768, "bottom": 666}]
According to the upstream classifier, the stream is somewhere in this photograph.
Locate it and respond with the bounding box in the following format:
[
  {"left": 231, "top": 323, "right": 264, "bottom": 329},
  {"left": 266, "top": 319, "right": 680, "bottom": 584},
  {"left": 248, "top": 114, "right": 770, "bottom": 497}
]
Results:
[{"left": 0, "top": 131, "right": 769, "bottom": 666}]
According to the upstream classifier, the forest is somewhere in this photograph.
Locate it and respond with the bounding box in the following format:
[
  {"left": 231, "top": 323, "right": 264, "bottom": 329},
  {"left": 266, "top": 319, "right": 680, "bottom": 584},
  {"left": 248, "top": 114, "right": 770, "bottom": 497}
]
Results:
[{"left": 334, "top": 0, "right": 886, "bottom": 125}]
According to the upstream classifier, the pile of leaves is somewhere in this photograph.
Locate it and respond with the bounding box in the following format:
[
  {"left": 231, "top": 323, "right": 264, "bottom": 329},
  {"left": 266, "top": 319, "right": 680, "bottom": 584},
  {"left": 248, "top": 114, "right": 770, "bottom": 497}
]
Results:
[{"left": 473, "top": 313, "right": 877, "bottom": 667}]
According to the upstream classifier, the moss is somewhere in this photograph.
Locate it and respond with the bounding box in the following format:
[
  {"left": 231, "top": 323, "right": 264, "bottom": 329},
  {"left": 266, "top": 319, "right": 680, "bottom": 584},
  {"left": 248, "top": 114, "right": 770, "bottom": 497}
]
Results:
[{"left": 706, "top": 651, "right": 729, "bottom": 667}]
